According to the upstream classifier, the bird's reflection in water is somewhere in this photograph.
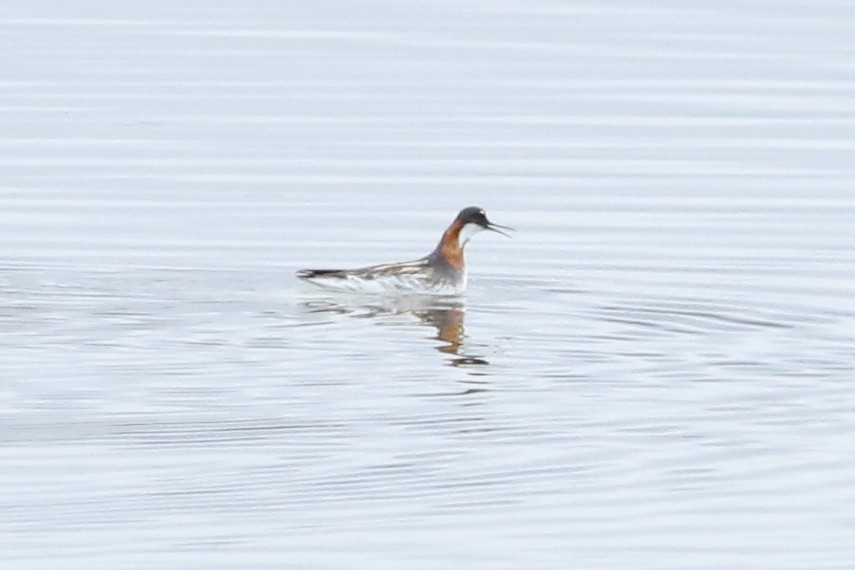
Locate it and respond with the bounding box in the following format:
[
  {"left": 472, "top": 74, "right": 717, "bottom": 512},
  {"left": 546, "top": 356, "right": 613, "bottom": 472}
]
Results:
[
  {"left": 412, "top": 305, "right": 489, "bottom": 368},
  {"left": 300, "top": 295, "right": 490, "bottom": 369}
]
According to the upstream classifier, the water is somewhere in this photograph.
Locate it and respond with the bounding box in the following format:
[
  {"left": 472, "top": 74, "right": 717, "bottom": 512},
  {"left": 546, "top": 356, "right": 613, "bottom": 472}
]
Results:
[{"left": 2, "top": 1, "right": 855, "bottom": 568}]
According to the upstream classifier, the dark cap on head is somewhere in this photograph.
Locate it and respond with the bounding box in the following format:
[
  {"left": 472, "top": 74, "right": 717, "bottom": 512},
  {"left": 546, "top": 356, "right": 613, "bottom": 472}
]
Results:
[
  {"left": 456, "top": 206, "right": 489, "bottom": 226},
  {"left": 455, "top": 206, "right": 514, "bottom": 237}
]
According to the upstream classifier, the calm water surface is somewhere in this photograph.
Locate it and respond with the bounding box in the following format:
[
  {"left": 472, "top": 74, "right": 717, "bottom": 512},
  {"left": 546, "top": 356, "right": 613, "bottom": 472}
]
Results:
[{"left": 2, "top": 1, "right": 855, "bottom": 569}]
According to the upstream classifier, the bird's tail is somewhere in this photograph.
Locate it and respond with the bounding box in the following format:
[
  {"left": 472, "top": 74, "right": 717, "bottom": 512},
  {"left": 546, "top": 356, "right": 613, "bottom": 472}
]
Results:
[{"left": 296, "top": 269, "right": 347, "bottom": 279}]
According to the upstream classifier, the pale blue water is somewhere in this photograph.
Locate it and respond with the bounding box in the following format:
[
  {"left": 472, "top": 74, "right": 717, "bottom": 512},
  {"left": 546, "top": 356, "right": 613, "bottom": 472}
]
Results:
[{"left": 2, "top": 2, "right": 855, "bottom": 569}]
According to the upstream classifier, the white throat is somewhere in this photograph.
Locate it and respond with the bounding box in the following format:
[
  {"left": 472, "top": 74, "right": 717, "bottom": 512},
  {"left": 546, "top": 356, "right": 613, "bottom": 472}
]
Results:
[{"left": 458, "top": 222, "right": 485, "bottom": 246}]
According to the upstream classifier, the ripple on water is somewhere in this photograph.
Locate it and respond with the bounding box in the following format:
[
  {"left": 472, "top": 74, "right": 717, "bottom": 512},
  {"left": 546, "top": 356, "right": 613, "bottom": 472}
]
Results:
[{"left": 3, "top": 1, "right": 855, "bottom": 567}]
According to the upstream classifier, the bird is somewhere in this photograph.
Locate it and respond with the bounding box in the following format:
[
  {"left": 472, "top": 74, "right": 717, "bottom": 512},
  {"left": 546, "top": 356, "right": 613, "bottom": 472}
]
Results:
[{"left": 297, "top": 206, "right": 513, "bottom": 294}]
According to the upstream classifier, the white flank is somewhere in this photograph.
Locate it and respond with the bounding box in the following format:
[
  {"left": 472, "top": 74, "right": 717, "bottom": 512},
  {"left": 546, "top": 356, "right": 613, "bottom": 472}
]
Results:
[{"left": 303, "top": 271, "right": 465, "bottom": 295}]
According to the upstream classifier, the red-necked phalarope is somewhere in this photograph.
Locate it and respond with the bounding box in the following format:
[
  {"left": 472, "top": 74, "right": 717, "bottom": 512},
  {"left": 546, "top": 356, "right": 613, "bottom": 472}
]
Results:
[{"left": 297, "top": 206, "right": 513, "bottom": 294}]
